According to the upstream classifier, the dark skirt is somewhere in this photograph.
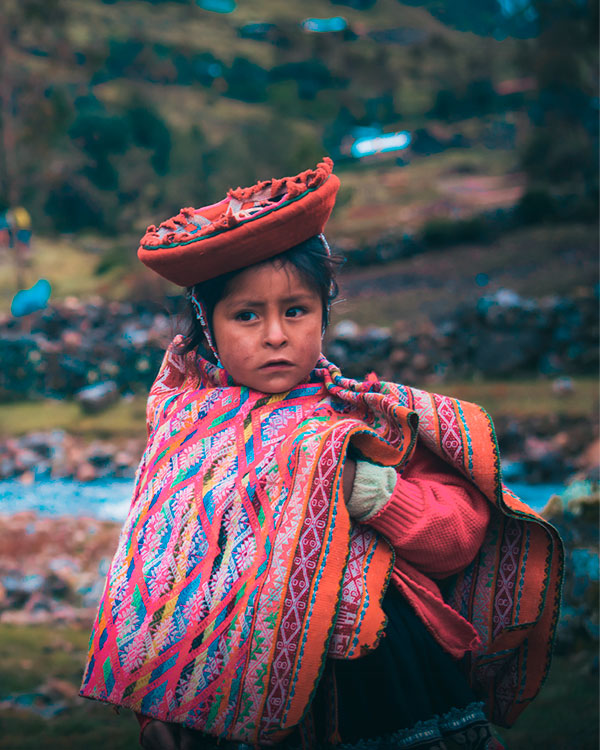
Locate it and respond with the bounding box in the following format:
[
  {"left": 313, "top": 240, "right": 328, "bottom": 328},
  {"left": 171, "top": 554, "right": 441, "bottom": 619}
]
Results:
[
  {"left": 139, "top": 585, "right": 502, "bottom": 750},
  {"left": 298, "top": 583, "right": 501, "bottom": 749}
]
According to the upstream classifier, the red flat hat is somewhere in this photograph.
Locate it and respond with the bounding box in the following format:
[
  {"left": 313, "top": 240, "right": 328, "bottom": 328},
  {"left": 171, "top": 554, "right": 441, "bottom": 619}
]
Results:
[{"left": 138, "top": 157, "right": 340, "bottom": 286}]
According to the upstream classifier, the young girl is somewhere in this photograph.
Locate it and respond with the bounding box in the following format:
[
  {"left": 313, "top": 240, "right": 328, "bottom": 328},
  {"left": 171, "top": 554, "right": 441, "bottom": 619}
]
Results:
[{"left": 80, "top": 159, "right": 563, "bottom": 750}]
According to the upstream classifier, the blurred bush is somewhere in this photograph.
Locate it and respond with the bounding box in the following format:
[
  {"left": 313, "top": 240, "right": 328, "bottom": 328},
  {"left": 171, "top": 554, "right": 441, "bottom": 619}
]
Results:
[
  {"left": 421, "top": 216, "right": 488, "bottom": 247},
  {"left": 517, "top": 0, "right": 598, "bottom": 212},
  {"left": 0, "top": 0, "right": 596, "bottom": 243},
  {"left": 38, "top": 94, "right": 172, "bottom": 234}
]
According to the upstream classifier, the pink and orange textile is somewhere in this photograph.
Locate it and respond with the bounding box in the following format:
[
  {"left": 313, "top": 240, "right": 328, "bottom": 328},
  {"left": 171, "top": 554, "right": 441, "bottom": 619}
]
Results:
[{"left": 80, "top": 338, "right": 562, "bottom": 742}]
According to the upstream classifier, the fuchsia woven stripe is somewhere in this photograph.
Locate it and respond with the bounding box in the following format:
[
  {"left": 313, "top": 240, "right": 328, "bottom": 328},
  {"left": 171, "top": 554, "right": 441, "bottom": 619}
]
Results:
[{"left": 81, "top": 337, "right": 563, "bottom": 736}]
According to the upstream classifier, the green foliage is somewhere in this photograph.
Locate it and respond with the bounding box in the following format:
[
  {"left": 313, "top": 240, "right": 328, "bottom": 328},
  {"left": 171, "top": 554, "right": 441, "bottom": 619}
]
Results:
[
  {"left": 1, "top": 0, "right": 594, "bottom": 241},
  {"left": 421, "top": 216, "right": 488, "bottom": 247},
  {"left": 518, "top": 0, "right": 598, "bottom": 199},
  {"left": 564, "top": 190, "right": 599, "bottom": 223},
  {"left": 32, "top": 91, "right": 174, "bottom": 233},
  {"left": 334, "top": 184, "right": 354, "bottom": 210},
  {"left": 203, "top": 117, "right": 323, "bottom": 198},
  {"left": 94, "top": 242, "right": 137, "bottom": 276},
  {"left": 399, "top": 0, "right": 533, "bottom": 36},
  {"left": 104, "top": 38, "right": 145, "bottom": 79},
  {"left": 44, "top": 179, "right": 105, "bottom": 233},
  {"left": 520, "top": 123, "right": 597, "bottom": 190},
  {"left": 126, "top": 102, "right": 172, "bottom": 175},
  {"left": 430, "top": 78, "right": 502, "bottom": 121},
  {"left": 4, "top": 0, "right": 66, "bottom": 25},
  {"left": 515, "top": 189, "right": 558, "bottom": 225},
  {"left": 69, "top": 112, "right": 129, "bottom": 159},
  {"left": 224, "top": 57, "right": 269, "bottom": 102},
  {"left": 270, "top": 59, "right": 341, "bottom": 100},
  {"left": 516, "top": 186, "right": 599, "bottom": 226}
]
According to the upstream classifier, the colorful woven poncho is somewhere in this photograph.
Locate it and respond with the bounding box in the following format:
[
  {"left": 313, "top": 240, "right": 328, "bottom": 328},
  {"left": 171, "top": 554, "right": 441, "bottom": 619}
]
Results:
[{"left": 80, "top": 338, "right": 563, "bottom": 744}]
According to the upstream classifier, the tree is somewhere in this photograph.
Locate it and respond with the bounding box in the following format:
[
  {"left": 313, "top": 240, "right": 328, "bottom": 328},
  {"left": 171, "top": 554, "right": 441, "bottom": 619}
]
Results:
[
  {"left": 518, "top": 0, "right": 598, "bottom": 202},
  {"left": 0, "top": 0, "right": 67, "bottom": 207}
]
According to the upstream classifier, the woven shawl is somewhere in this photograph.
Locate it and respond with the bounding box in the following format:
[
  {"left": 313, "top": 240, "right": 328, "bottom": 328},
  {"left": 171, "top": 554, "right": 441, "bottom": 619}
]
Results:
[{"left": 80, "top": 338, "right": 563, "bottom": 741}]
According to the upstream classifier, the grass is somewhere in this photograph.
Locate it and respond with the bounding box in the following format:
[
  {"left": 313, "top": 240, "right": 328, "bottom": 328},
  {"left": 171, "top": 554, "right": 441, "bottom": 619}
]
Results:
[
  {"left": 55, "top": 0, "right": 471, "bottom": 132},
  {"left": 493, "top": 651, "right": 599, "bottom": 750},
  {"left": 0, "top": 236, "right": 131, "bottom": 313},
  {"left": 328, "top": 146, "right": 522, "bottom": 240},
  {"left": 0, "top": 222, "right": 596, "bottom": 442},
  {"left": 0, "top": 624, "right": 139, "bottom": 750},
  {"left": 0, "top": 623, "right": 596, "bottom": 749},
  {"left": 63, "top": 0, "right": 458, "bottom": 64},
  {"left": 0, "top": 626, "right": 91, "bottom": 696},
  {"left": 336, "top": 224, "right": 598, "bottom": 326},
  {"left": 0, "top": 714, "right": 138, "bottom": 750},
  {"left": 0, "top": 377, "right": 595, "bottom": 444},
  {"left": 0, "top": 397, "right": 148, "bottom": 440},
  {"left": 2, "top": 222, "right": 596, "bottom": 318},
  {"left": 434, "top": 377, "right": 598, "bottom": 418}
]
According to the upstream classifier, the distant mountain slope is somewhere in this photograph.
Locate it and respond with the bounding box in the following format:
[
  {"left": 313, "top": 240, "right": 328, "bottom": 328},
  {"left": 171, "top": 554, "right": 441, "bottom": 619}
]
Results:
[
  {"left": 9, "top": 0, "right": 597, "bottom": 245},
  {"left": 398, "top": 0, "right": 537, "bottom": 37}
]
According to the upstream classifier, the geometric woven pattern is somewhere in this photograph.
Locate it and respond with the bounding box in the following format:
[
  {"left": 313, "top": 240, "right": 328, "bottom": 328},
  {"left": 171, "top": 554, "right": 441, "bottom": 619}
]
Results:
[
  {"left": 81, "top": 338, "right": 563, "bottom": 737},
  {"left": 316, "top": 373, "right": 563, "bottom": 727},
  {"left": 80, "top": 340, "right": 404, "bottom": 744}
]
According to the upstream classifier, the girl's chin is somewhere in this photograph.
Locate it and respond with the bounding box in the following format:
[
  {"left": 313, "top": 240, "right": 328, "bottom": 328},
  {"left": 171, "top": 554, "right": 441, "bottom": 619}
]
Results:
[
  {"left": 254, "top": 377, "right": 302, "bottom": 393},
  {"left": 242, "top": 370, "right": 309, "bottom": 393},
  {"left": 225, "top": 359, "right": 320, "bottom": 393}
]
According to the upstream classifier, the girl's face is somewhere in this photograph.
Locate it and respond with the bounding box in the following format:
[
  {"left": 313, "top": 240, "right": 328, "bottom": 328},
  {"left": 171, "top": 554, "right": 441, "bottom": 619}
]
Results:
[{"left": 211, "top": 262, "right": 323, "bottom": 393}]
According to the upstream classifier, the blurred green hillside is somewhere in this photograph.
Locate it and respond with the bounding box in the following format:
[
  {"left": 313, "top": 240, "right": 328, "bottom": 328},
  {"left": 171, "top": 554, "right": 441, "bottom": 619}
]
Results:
[{"left": 1, "top": 0, "right": 597, "bottom": 248}]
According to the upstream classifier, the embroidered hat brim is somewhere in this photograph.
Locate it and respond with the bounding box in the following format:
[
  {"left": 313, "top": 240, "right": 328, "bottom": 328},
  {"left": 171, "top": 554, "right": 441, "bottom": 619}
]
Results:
[{"left": 138, "top": 157, "right": 340, "bottom": 286}]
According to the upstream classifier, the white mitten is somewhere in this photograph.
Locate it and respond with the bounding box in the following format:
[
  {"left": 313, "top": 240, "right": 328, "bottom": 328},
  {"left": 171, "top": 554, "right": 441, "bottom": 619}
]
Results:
[{"left": 346, "top": 460, "right": 398, "bottom": 522}]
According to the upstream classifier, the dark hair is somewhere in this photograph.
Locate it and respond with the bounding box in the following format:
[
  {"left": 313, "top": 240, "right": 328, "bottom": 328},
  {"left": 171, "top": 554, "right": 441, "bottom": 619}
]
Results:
[{"left": 177, "top": 235, "right": 343, "bottom": 361}]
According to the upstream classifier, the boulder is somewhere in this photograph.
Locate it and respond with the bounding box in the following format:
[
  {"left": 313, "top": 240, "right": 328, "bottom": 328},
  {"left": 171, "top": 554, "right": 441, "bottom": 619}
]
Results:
[
  {"left": 543, "top": 479, "right": 599, "bottom": 653},
  {"left": 75, "top": 381, "right": 119, "bottom": 414}
]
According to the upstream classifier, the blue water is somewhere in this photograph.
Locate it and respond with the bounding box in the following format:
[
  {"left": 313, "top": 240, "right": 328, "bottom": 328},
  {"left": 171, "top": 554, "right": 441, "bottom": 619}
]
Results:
[
  {"left": 508, "top": 483, "right": 563, "bottom": 511},
  {"left": 0, "top": 478, "right": 135, "bottom": 521},
  {"left": 0, "top": 478, "right": 563, "bottom": 521}
]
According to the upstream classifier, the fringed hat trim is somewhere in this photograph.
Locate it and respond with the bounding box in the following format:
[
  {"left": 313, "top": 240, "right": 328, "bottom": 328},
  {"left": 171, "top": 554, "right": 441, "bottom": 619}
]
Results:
[{"left": 137, "top": 158, "right": 339, "bottom": 286}]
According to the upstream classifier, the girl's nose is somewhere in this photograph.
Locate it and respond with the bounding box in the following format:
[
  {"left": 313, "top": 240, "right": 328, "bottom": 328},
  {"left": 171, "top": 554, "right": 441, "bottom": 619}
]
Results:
[{"left": 264, "top": 316, "right": 288, "bottom": 347}]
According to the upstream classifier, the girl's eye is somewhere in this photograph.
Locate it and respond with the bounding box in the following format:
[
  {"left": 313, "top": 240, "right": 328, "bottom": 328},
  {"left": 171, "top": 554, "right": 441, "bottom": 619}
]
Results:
[
  {"left": 235, "top": 311, "right": 257, "bottom": 322},
  {"left": 286, "top": 306, "right": 306, "bottom": 318}
]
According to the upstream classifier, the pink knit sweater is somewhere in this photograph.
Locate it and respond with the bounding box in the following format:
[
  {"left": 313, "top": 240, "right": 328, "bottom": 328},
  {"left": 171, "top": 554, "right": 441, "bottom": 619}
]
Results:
[
  {"left": 366, "top": 443, "right": 491, "bottom": 658},
  {"left": 137, "top": 445, "right": 490, "bottom": 736}
]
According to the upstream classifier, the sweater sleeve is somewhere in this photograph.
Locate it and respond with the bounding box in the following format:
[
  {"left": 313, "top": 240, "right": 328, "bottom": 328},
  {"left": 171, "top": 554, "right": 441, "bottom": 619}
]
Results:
[{"left": 364, "top": 443, "right": 491, "bottom": 579}]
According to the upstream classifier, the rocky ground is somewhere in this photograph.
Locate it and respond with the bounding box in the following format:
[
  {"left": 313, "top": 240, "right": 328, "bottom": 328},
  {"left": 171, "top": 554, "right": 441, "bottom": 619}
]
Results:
[
  {"left": 0, "top": 278, "right": 597, "bottom": 745},
  {"left": 329, "top": 286, "right": 598, "bottom": 382},
  {"left": 1, "top": 409, "right": 596, "bottom": 486},
  {"left": 1, "top": 286, "right": 597, "bottom": 484},
  {"left": 0, "top": 430, "right": 146, "bottom": 483},
  {"left": 0, "top": 482, "right": 597, "bottom": 749},
  {"left": 1, "top": 286, "right": 597, "bottom": 400},
  {"left": 0, "top": 480, "right": 596, "bottom": 642},
  {"left": 0, "top": 513, "right": 119, "bottom": 628}
]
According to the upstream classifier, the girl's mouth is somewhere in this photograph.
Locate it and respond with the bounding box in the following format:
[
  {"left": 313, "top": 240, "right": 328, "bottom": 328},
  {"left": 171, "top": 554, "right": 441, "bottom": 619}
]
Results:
[{"left": 260, "top": 360, "right": 294, "bottom": 370}]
